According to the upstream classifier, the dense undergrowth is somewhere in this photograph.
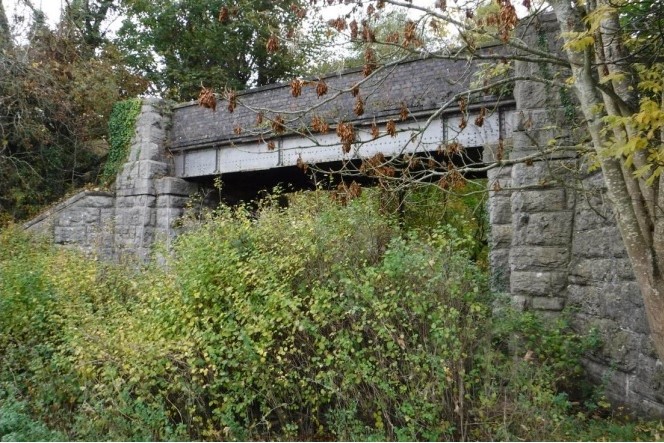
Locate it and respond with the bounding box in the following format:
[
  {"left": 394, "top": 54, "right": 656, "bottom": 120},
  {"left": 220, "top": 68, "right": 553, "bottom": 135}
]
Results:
[{"left": 0, "top": 188, "right": 662, "bottom": 441}]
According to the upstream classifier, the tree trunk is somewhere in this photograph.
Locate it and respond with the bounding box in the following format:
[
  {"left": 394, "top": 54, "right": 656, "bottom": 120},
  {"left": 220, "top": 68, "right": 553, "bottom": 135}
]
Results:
[{"left": 0, "top": 0, "right": 11, "bottom": 51}]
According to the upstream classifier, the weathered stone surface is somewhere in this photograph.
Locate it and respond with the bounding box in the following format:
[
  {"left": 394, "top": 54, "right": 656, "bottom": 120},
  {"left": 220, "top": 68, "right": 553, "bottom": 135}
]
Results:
[
  {"left": 568, "top": 283, "right": 607, "bottom": 313},
  {"left": 568, "top": 257, "right": 635, "bottom": 285},
  {"left": 531, "top": 296, "right": 565, "bottom": 311},
  {"left": 510, "top": 246, "right": 570, "bottom": 271},
  {"left": 572, "top": 226, "right": 627, "bottom": 259},
  {"left": 488, "top": 195, "right": 511, "bottom": 224},
  {"left": 510, "top": 294, "right": 531, "bottom": 310},
  {"left": 488, "top": 176, "right": 512, "bottom": 197},
  {"left": 155, "top": 177, "right": 198, "bottom": 197},
  {"left": 512, "top": 129, "right": 575, "bottom": 152},
  {"left": 582, "top": 357, "right": 631, "bottom": 404},
  {"left": 510, "top": 270, "right": 567, "bottom": 296},
  {"left": 489, "top": 248, "right": 510, "bottom": 292},
  {"left": 54, "top": 226, "right": 87, "bottom": 244},
  {"left": 590, "top": 318, "right": 642, "bottom": 372},
  {"left": 513, "top": 211, "right": 573, "bottom": 246},
  {"left": 512, "top": 79, "right": 553, "bottom": 109},
  {"left": 574, "top": 208, "right": 615, "bottom": 232},
  {"left": 490, "top": 224, "right": 512, "bottom": 248},
  {"left": 511, "top": 188, "right": 569, "bottom": 213},
  {"left": 84, "top": 196, "right": 115, "bottom": 208},
  {"left": 511, "top": 108, "right": 572, "bottom": 131}
]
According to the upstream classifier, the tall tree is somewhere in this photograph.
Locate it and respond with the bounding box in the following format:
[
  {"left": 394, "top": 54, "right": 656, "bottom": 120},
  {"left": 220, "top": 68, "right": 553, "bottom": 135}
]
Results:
[
  {"left": 0, "top": 0, "right": 11, "bottom": 50},
  {"left": 0, "top": 1, "right": 147, "bottom": 223},
  {"left": 118, "top": 0, "right": 323, "bottom": 100},
  {"left": 63, "top": 0, "right": 120, "bottom": 56}
]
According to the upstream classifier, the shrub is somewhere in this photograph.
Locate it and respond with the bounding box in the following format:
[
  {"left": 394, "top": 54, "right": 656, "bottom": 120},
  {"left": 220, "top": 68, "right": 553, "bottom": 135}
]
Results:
[{"left": 0, "top": 190, "right": 656, "bottom": 441}]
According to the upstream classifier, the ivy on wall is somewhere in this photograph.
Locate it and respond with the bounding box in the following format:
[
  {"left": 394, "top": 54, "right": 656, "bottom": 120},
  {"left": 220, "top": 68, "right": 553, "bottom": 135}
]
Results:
[{"left": 100, "top": 98, "right": 142, "bottom": 186}]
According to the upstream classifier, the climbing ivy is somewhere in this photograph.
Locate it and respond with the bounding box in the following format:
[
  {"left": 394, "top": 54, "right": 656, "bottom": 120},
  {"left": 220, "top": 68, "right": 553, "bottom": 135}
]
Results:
[{"left": 101, "top": 99, "right": 142, "bottom": 186}]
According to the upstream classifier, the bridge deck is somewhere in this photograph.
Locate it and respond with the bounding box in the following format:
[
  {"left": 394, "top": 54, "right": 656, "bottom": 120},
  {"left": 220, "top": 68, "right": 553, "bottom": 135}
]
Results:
[{"left": 169, "top": 55, "right": 515, "bottom": 178}]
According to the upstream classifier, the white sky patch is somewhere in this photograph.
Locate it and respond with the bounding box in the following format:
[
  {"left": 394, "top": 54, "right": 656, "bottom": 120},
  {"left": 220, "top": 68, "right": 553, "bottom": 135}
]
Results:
[{"left": 5, "top": 0, "right": 63, "bottom": 28}]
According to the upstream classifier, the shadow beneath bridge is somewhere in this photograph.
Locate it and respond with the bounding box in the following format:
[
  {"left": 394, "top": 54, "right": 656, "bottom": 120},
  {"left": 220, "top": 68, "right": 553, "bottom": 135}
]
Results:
[{"left": 185, "top": 145, "right": 485, "bottom": 207}]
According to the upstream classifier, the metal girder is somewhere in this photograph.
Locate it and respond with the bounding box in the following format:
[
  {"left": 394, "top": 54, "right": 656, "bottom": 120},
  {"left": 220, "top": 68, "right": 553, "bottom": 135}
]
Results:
[{"left": 173, "top": 108, "right": 515, "bottom": 178}]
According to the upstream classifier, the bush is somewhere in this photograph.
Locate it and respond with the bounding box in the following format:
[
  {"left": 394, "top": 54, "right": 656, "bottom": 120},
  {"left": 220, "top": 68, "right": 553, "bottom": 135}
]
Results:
[
  {"left": 0, "top": 190, "right": 657, "bottom": 441},
  {"left": 0, "top": 389, "right": 64, "bottom": 442}
]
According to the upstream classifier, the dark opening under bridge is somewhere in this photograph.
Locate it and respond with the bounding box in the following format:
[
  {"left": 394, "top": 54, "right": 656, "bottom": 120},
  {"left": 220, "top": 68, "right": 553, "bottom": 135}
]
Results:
[{"left": 23, "top": 14, "right": 664, "bottom": 417}]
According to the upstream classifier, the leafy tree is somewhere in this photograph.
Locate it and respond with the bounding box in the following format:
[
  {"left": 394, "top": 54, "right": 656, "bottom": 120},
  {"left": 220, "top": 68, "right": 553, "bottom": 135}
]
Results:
[
  {"left": 309, "top": 9, "right": 440, "bottom": 74},
  {"left": 0, "top": 1, "right": 147, "bottom": 222},
  {"left": 62, "top": 0, "right": 123, "bottom": 56},
  {"left": 118, "top": 0, "right": 324, "bottom": 100},
  {"left": 0, "top": 0, "right": 10, "bottom": 49}
]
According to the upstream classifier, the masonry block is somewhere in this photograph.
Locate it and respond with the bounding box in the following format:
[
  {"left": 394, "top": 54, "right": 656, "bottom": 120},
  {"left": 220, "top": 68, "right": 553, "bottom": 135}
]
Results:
[
  {"left": 155, "top": 177, "right": 197, "bottom": 197},
  {"left": 572, "top": 226, "right": 627, "bottom": 259},
  {"left": 531, "top": 296, "right": 565, "bottom": 311},
  {"left": 513, "top": 211, "right": 573, "bottom": 246},
  {"left": 511, "top": 188, "right": 569, "bottom": 212},
  {"left": 510, "top": 246, "right": 570, "bottom": 271},
  {"left": 568, "top": 257, "right": 635, "bottom": 285},
  {"left": 489, "top": 248, "right": 511, "bottom": 292},
  {"left": 510, "top": 270, "right": 567, "bottom": 297},
  {"left": 488, "top": 196, "right": 511, "bottom": 224}
]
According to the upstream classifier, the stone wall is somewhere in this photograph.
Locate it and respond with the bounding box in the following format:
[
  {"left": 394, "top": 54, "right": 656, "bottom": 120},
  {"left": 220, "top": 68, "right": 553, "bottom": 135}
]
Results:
[
  {"left": 24, "top": 190, "right": 116, "bottom": 258},
  {"left": 114, "top": 99, "right": 197, "bottom": 261},
  {"left": 25, "top": 99, "right": 197, "bottom": 262},
  {"left": 487, "top": 13, "right": 664, "bottom": 416},
  {"left": 568, "top": 172, "right": 664, "bottom": 415}
]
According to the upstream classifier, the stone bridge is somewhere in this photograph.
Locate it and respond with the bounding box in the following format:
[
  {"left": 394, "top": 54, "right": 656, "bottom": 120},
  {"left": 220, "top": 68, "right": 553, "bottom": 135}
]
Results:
[
  {"left": 23, "top": 14, "right": 664, "bottom": 416},
  {"left": 169, "top": 56, "right": 514, "bottom": 179}
]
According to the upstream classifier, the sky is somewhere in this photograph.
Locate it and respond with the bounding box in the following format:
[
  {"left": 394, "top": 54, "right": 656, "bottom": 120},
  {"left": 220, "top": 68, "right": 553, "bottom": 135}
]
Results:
[
  {"left": 5, "top": 0, "right": 62, "bottom": 24},
  {"left": 4, "top": 0, "right": 438, "bottom": 31}
]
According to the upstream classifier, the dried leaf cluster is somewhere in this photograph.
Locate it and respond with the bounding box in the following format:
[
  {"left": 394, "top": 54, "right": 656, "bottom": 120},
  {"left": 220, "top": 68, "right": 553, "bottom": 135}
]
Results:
[
  {"left": 438, "top": 163, "right": 465, "bottom": 190},
  {"left": 311, "top": 115, "right": 330, "bottom": 133},
  {"left": 291, "top": 79, "right": 303, "bottom": 97},
  {"left": 272, "top": 115, "right": 286, "bottom": 134},
  {"left": 475, "top": 107, "right": 486, "bottom": 127},
  {"left": 316, "top": 80, "right": 328, "bottom": 98},
  {"left": 336, "top": 121, "right": 355, "bottom": 153},
  {"left": 331, "top": 181, "right": 362, "bottom": 205},
  {"left": 198, "top": 87, "right": 216, "bottom": 111},
  {"left": 361, "top": 152, "right": 396, "bottom": 178},
  {"left": 371, "top": 120, "right": 380, "bottom": 139},
  {"left": 354, "top": 95, "right": 365, "bottom": 116},
  {"left": 386, "top": 119, "right": 397, "bottom": 137},
  {"left": 363, "top": 47, "right": 377, "bottom": 77},
  {"left": 225, "top": 89, "right": 238, "bottom": 113}
]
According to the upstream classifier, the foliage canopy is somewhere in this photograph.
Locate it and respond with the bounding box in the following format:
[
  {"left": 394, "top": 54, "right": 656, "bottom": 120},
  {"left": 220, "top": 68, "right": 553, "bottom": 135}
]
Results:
[{"left": 118, "top": 0, "right": 325, "bottom": 100}]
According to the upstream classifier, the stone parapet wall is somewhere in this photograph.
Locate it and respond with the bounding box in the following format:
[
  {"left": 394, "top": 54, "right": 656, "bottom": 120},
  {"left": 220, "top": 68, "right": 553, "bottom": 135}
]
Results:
[
  {"left": 24, "top": 190, "right": 116, "bottom": 258},
  {"left": 24, "top": 98, "right": 197, "bottom": 262}
]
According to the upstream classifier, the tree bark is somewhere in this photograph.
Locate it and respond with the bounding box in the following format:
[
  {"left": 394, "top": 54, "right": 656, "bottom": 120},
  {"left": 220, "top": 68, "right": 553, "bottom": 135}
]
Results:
[{"left": 0, "top": 0, "right": 11, "bottom": 51}]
